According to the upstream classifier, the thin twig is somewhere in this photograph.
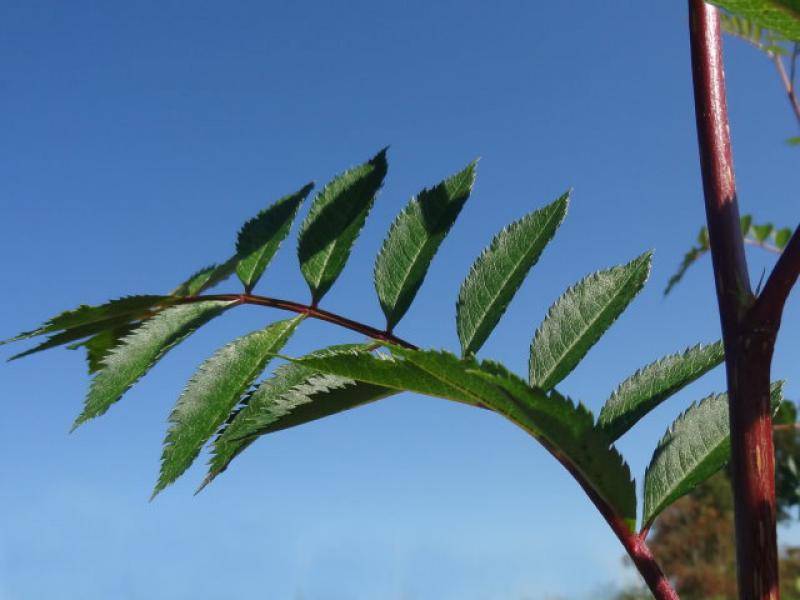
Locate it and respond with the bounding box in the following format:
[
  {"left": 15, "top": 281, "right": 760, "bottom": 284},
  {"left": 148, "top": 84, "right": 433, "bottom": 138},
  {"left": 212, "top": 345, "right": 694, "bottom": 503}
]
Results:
[
  {"left": 745, "top": 237, "right": 783, "bottom": 254},
  {"left": 181, "top": 293, "right": 417, "bottom": 349},
  {"left": 772, "top": 53, "right": 800, "bottom": 125},
  {"left": 751, "top": 227, "right": 800, "bottom": 330}
]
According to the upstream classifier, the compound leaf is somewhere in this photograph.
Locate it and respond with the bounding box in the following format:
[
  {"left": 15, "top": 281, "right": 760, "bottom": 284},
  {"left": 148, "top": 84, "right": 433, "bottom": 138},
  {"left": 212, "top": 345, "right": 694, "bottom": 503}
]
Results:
[
  {"left": 375, "top": 161, "right": 476, "bottom": 331},
  {"left": 530, "top": 252, "right": 652, "bottom": 391},
  {"left": 298, "top": 149, "right": 388, "bottom": 304},
  {"left": 154, "top": 316, "right": 303, "bottom": 497},
  {"left": 642, "top": 381, "right": 784, "bottom": 528},
  {"left": 236, "top": 184, "right": 313, "bottom": 292},
  {"left": 598, "top": 341, "right": 725, "bottom": 441},
  {"left": 456, "top": 193, "right": 569, "bottom": 356},
  {"left": 73, "top": 300, "right": 234, "bottom": 430}
]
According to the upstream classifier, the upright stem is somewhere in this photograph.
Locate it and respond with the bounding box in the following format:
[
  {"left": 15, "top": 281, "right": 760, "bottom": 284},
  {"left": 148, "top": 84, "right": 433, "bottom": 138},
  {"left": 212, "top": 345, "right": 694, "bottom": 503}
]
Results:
[{"left": 688, "top": 2, "right": 780, "bottom": 598}]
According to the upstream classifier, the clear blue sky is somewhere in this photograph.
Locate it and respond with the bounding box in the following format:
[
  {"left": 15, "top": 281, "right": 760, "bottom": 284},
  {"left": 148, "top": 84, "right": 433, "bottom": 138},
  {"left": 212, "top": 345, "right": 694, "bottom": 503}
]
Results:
[{"left": 1, "top": 2, "right": 799, "bottom": 599}]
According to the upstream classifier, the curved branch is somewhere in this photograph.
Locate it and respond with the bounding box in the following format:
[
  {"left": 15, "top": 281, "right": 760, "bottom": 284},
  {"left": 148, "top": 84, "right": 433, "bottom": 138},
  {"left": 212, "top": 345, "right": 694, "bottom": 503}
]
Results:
[
  {"left": 183, "top": 293, "right": 417, "bottom": 349},
  {"left": 751, "top": 227, "right": 800, "bottom": 330}
]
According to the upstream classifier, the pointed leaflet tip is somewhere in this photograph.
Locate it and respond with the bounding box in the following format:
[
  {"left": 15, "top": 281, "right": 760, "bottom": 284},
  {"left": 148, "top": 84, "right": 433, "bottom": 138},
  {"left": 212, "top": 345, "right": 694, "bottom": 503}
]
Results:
[
  {"left": 374, "top": 160, "right": 477, "bottom": 330},
  {"left": 235, "top": 183, "right": 314, "bottom": 292},
  {"left": 597, "top": 340, "right": 725, "bottom": 441},
  {"left": 456, "top": 192, "right": 569, "bottom": 357},
  {"left": 152, "top": 316, "right": 303, "bottom": 497},
  {"left": 529, "top": 250, "right": 652, "bottom": 391},
  {"left": 297, "top": 149, "right": 389, "bottom": 304},
  {"left": 71, "top": 301, "right": 234, "bottom": 431}
]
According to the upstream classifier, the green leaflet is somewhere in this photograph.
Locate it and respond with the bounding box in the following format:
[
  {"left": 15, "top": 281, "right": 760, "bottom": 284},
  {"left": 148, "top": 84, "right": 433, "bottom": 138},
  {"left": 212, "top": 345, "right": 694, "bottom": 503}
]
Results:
[
  {"left": 202, "top": 344, "right": 394, "bottom": 490},
  {"left": 298, "top": 149, "right": 388, "bottom": 304},
  {"left": 294, "top": 347, "right": 478, "bottom": 406},
  {"left": 73, "top": 300, "right": 234, "bottom": 430},
  {"left": 153, "top": 316, "right": 303, "bottom": 497},
  {"left": 456, "top": 193, "right": 569, "bottom": 357},
  {"left": 374, "top": 162, "right": 476, "bottom": 331},
  {"left": 642, "top": 382, "right": 785, "bottom": 528},
  {"left": 71, "top": 323, "right": 140, "bottom": 374},
  {"left": 597, "top": 341, "right": 725, "bottom": 441},
  {"left": 529, "top": 252, "right": 652, "bottom": 391},
  {"left": 775, "top": 227, "right": 793, "bottom": 248},
  {"left": 303, "top": 345, "right": 636, "bottom": 529},
  {"left": 170, "top": 256, "right": 239, "bottom": 297},
  {"left": 236, "top": 184, "right": 313, "bottom": 292},
  {"left": 2, "top": 295, "right": 171, "bottom": 346},
  {"left": 469, "top": 362, "right": 637, "bottom": 530},
  {"left": 710, "top": 1, "right": 800, "bottom": 41}
]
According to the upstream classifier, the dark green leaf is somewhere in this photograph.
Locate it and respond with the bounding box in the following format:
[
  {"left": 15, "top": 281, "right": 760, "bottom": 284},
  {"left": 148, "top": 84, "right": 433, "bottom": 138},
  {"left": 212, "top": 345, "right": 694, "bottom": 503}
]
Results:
[
  {"left": 664, "top": 246, "right": 707, "bottom": 296},
  {"left": 73, "top": 300, "right": 234, "bottom": 430},
  {"left": 530, "top": 252, "right": 652, "bottom": 391},
  {"left": 597, "top": 341, "right": 725, "bottom": 441},
  {"left": 3, "top": 295, "right": 171, "bottom": 346},
  {"left": 375, "top": 161, "right": 476, "bottom": 331},
  {"left": 153, "top": 317, "right": 303, "bottom": 497},
  {"left": 456, "top": 193, "right": 569, "bottom": 356},
  {"left": 740, "top": 214, "right": 753, "bottom": 236},
  {"left": 170, "top": 257, "right": 238, "bottom": 297},
  {"left": 298, "top": 149, "right": 388, "bottom": 304},
  {"left": 642, "top": 381, "right": 784, "bottom": 528},
  {"left": 236, "top": 184, "right": 313, "bottom": 292},
  {"left": 787, "top": 136, "right": 800, "bottom": 145},
  {"left": 294, "top": 347, "right": 476, "bottom": 405},
  {"left": 202, "top": 344, "right": 394, "bottom": 490},
  {"left": 394, "top": 348, "right": 636, "bottom": 529},
  {"left": 775, "top": 227, "right": 793, "bottom": 248},
  {"left": 710, "top": 1, "right": 800, "bottom": 41},
  {"left": 304, "top": 345, "right": 636, "bottom": 529}
]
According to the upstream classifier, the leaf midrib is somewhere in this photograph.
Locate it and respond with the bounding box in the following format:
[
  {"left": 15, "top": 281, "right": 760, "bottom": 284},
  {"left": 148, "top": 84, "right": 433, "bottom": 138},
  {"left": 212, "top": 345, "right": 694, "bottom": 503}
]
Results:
[
  {"left": 534, "top": 259, "right": 647, "bottom": 388},
  {"left": 463, "top": 204, "right": 563, "bottom": 350}
]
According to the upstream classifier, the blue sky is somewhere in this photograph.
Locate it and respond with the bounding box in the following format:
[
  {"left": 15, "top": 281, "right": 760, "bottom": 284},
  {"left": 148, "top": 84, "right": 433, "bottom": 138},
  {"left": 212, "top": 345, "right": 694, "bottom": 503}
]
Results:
[{"left": 1, "top": 2, "right": 799, "bottom": 599}]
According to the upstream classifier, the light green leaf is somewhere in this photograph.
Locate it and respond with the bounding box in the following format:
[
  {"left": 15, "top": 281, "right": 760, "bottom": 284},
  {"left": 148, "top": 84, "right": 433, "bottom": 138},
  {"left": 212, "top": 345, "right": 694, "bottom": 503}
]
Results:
[
  {"left": 456, "top": 193, "right": 569, "bottom": 356},
  {"left": 741, "top": 214, "right": 753, "bottom": 236},
  {"left": 753, "top": 223, "right": 774, "bottom": 242},
  {"left": 153, "top": 317, "right": 302, "bottom": 497},
  {"left": 170, "top": 257, "right": 239, "bottom": 297},
  {"left": 2, "top": 295, "right": 171, "bottom": 347},
  {"left": 530, "top": 252, "right": 652, "bottom": 391},
  {"left": 774, "top": 227, "right": 793, "bottom": 248},
  {"left": 202, "top": 344, "right": 394, "bottom": 490},
  {"left": 298, "top": 149, "right": 388, "bottom": 304},
  {"left": 375, "top": 161, "right": 476, "bottom": 331},
  {"left": 642, "top": 381, "right": 784, "bottom": 528},
  {"left": 73, "top": 300, "right": 234, "bottom": 430},
  {"left": 236, "top": 184, "right": 313, "bottom": 292},
  {"left": 710, "top": 1, "right": 800, "bottom": 41},
  {"left": 598, "top": 341, "right": 725, "bottom": 441},
  {"left": 71, "top": 323, "right": 140, "bottom": 374}
]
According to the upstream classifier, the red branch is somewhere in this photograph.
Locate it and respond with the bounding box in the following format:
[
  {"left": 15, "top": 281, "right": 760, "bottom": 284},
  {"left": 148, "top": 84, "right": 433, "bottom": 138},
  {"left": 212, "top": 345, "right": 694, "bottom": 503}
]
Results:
[
  {"left": 185, "top": 293, "right": 418, "bottom": 349},
  {"left": 689, "top": 2, "right": 784, "bottom": 598}
]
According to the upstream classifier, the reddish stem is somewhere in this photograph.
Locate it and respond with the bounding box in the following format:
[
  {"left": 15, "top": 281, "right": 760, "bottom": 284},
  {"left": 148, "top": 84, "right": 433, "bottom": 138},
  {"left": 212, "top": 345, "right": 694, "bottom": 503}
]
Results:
[
  {"left": 189, "top": 293, "right": 417, "bottom": 349},
  {"left": 689, "top": 2, "right": 784, "bottom": 598}
]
